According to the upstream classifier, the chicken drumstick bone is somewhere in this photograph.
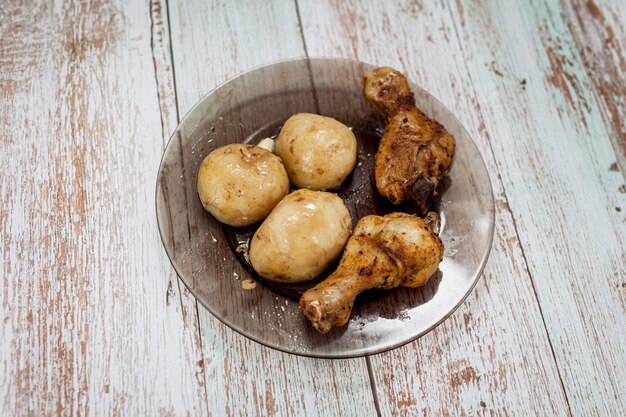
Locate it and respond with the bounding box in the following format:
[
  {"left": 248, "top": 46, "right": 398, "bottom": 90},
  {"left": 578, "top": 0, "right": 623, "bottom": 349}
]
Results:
[
  {"left": 363, "top": 67, "right": 456, "bottom": 212},
  {"left": 300, "top": 213, "right": 444, "bottom": 334}
]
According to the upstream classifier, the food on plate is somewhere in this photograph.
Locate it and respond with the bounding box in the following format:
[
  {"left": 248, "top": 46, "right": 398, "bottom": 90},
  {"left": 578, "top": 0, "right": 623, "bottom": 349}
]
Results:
[
  {"left": 256, "top": 137, "right": 275, "bottom": 153},
  {"left": 241, "top": 279, "right": 257, "bottom": 290},
  {"left": 300, "top": 212, "right": 444, "bottom": 333},
  {"left": 363, "top": 67, "right": 456, "bottom": 212},
  {"left": 249, "top": 189, "right": 352, "bottom": 283},
  {"left": 197, "top": 144, "right": 289, "bottom": 226},
  {"left": 197, "top": 67, "right": 452, "bottom": 334},
  {"left": 275, "top": 113, "right": 357, "bottom": 190}
]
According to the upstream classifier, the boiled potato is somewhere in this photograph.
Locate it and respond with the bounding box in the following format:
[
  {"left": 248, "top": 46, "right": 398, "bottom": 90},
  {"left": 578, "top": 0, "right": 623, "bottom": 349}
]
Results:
[
  {"left": 275, "top": 113, "right": 357, "bottom": 190},
  {"left": 249, "top": 189, "right": 352, "bottom": 283},
  {"left": 197, "top": 144, "right": 289, "bottom": 226}
]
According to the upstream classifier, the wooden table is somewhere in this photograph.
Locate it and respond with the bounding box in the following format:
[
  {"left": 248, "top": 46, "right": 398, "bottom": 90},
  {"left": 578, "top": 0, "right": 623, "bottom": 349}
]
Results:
[{"left": 1, "top": 0, "right": 625, "bottom": 415}]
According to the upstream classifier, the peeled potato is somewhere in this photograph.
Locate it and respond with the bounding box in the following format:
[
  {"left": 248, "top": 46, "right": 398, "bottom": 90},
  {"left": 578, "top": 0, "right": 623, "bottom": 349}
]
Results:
[
  {"left": 275, "top": 113, "right": 357, "bottom": 190},
  {"left": 197, "top": 144, "right": 289, "bottom": 226},
  {"left": 249, "top": 189, "right": 352, "bottom": 283}
]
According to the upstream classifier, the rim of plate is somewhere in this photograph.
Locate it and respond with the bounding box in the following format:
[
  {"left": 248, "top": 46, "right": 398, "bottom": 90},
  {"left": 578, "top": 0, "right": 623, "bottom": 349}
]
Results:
[{"left": 155, "top": 57, "right": 495, "bottom": 358}]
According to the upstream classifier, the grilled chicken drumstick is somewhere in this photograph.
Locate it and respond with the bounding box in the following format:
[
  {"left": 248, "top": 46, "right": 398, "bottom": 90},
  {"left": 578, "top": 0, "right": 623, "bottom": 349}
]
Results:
[
  {"left": 363, "top": 67, "right": 456, "bottom": 211},
  {"left": 300, "top": 212, "right": 444, "bottom": 334}
]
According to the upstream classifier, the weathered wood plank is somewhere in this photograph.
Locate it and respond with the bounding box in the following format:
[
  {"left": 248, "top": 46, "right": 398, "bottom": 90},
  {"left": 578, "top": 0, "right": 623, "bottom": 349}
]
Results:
[
  {"left": 150, "top": 0, "right": 211, "bottom": 415},
  {"left": 561, "top": 0, "right": 626, "bottom": 173},
  {"left": 3, "top": 1, "right": 623, "bottom": 416},
  {"left": 446, "top": 0, "right": 626, "bottom": 415},
  {"left": 298, "top": 0, "right": 572, "bottom": 415},
  {"left": 165, "top": 1, "right": 377, "bottom": 416},
  {"left": 1, "top": 1, "right": 207, "bottom": 415}
]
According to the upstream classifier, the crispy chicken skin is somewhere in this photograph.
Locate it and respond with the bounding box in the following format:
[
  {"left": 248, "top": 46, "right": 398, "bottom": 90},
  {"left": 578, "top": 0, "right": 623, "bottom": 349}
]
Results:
[
  {"left": 363, "top": 67, "right": 456, "bottom": 211},
  {"left": 300, "top": 213, "right": 444, "bottom": 334}
]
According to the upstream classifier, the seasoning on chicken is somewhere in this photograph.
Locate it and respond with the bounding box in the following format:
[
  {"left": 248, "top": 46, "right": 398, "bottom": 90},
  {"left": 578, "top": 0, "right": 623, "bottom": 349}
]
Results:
[
  {"left": 300, "top": 212, "right": 444, "bottom": 333},
  {"left": 363, "top": 67, "right": 456, "bottom": 212}
]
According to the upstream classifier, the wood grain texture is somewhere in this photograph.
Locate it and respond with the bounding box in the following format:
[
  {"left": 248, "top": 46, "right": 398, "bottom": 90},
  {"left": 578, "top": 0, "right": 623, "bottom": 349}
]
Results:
[
  {"left": 1, "top": 1, "right": 206, "bottom": 415},
  {"left": 150, "top": 0, "right": 211, "bottom": 415},
  {"left": 446, "top": 0, "right": 626, "bottom": 415},
  {"left": 561, "top": 0, "right": 626, "bottom": 173},
  {"left": 165, "top": 1, "right": 378, "bottom": 416},
  {"left": 298, "top": 0, "right": 571, "bottom": 415},
  {"left": 2, "top": 0, "right": 625, "bottom": 416}
]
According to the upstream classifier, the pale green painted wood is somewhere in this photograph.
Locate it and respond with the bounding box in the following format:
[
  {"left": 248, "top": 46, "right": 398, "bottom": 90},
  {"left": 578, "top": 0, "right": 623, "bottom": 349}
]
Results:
[
  {"left": 3, "top": 0, "right": 621, "bottom": 415},
  {"left": 561, "top": 0, "right": 626, "bottom": 173},
  {"left": 151, "top": 0, "right": 211, "bottom": 414},
  {"left": 166, "top": 0, "right": 626, "bottom": 415},
  {"left": 165, "top": 1, "right": 378, "bottom": 416},
  {"left": 298, "top": 0, "right": 571, "bottom": 415},
  {"left": 0, "top": 1, "right": 208, "bottom": 415},
  {"left": 446, "top": 0, "right": 626, "bottom": 415}
]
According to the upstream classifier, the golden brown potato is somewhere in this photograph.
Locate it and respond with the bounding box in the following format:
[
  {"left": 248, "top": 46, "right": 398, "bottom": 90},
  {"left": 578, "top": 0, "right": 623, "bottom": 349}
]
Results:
[
  {"left": 197, "top": 144, "right": 289, "bottom": 226},
  {"left": 249, "top": 189, "right": 352, "bottom": 283},
  {"left": 275, "top": 113, "right": 357, "bottom": 190}
]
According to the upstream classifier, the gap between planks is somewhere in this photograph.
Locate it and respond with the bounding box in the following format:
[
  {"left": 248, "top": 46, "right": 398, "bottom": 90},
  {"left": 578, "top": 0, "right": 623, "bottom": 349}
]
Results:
[
  {"left": 442, "top": 0, "right": 574, "bottom": 414},
  {"left": 293, "top": 0, "right": 384, "bottom": 412},
  {"left": 148, "top": 0, "right": 211, "bottom": 412},
  {"left": 292, "top": 0, "right": 569, "bottom": 414}
]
